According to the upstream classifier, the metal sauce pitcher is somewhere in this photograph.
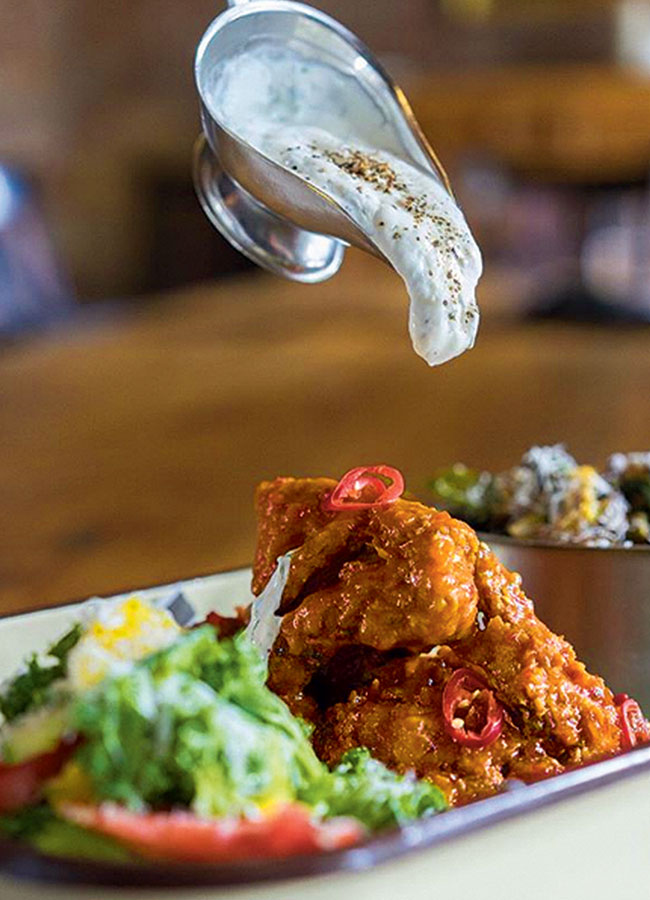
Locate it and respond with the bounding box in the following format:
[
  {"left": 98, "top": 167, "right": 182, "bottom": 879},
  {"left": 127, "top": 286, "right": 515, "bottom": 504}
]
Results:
[{"left": 193, "top": 0, "right": 451, "bottom": 282}]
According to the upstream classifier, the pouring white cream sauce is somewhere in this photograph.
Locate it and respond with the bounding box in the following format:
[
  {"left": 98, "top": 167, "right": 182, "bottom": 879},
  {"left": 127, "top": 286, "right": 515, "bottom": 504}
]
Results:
[{"left": 205, "top": 43, "right": 482, "bottom": 366}]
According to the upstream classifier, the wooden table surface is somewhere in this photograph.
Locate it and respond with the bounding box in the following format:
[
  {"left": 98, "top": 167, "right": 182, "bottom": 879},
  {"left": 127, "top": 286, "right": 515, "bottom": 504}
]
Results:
[{"left": 1, "top": 252, "right": 649, "bottom": 615}]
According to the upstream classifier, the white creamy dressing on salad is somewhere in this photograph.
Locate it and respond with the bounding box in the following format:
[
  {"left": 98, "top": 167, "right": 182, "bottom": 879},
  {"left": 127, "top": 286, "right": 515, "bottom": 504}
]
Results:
[{"left": 206, "top": 44, "right": 482, "bottom": 365}]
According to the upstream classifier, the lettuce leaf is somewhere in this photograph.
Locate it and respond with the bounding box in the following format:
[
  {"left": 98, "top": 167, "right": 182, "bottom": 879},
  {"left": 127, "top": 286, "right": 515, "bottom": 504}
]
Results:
[
  {"left": 304, "top": 748, "right": 447, "bottom": 830},
  {"left": 0, "top": 624, "right": 81, "bottom": 723},
  {"left": 145, "top": 628, "right": 319, "bottom": 770}
]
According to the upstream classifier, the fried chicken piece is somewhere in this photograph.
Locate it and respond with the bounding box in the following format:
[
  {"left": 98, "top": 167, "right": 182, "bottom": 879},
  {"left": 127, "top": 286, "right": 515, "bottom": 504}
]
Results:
[
  {"left": 313, "top": 655, "right": 563, "bottom": 806},
  {"left": 255, "top": 479, "right": 480, "bottom": 717},
  {"left": 251, "top": 475, "right": 645, "bottom": 804},
  {"left": 254, "top": 478, "right": 479, "bottom": 635},
  {"left": 463, "top": 546, "right": 622, "bottom": 763},
  {"left": 253, "top": 476, "right": 341, "bottom": 596}
]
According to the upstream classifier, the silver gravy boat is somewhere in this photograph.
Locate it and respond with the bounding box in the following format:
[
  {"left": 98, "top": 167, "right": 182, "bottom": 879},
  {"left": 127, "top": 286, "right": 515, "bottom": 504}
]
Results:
[{"left": 193, "top": 0, "right": 451, "bottom": 282}]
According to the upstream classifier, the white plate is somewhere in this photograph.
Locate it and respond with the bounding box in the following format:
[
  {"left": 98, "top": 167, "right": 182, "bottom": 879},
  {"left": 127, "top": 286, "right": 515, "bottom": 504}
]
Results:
[
  {"left": 0, "top": 568, "right": 254, "bottom": 678},
  {"left": 1, "top": 570, "right": 650, "bottom": 899}
]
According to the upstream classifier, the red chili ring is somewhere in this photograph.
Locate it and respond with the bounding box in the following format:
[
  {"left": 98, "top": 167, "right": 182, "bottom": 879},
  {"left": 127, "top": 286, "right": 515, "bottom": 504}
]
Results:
[
  {"left": 442, "top": 668, "right": 503, "bottom": 749},
  {"left": 614, "top": 694, "right": 650, "bottom": 751},
  {"left": 324, "top": 465, "right": 405, "bottom": 511}
]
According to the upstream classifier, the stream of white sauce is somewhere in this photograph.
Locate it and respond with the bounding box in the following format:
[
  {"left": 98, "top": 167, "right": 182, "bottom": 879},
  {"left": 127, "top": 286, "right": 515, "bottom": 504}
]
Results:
[
  {"left": 206, "top": 43, "right": 482, "bottom": 366},
  {"left": 245, "top": 550, "right": 293, "bottom": 661}
]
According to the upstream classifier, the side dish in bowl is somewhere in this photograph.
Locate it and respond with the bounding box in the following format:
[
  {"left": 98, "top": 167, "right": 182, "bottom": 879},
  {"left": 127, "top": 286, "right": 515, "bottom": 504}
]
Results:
[{"left": 429, "top": 445, "right": 650, "bottom": 547}]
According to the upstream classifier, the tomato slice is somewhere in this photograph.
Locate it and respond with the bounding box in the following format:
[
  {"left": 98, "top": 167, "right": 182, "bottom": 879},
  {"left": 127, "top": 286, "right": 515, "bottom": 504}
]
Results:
[
  {"left": 324, "top": 465, "right": 404, "bottom": 511},
  {"left": 58, "top": 803, "right": 363, "bottom": 862},
  {"left": 442, "top": 668, "right": 503, "bottom": 749},
  {"left": 0, "top": 738, "right": 79, "bottom": 813},
  {"left": 614, "top": 693, "right": 650, "bottom": 751}
]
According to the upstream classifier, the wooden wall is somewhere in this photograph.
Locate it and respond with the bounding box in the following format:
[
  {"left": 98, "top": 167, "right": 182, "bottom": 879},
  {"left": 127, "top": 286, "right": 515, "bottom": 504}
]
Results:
[{"left": 0, "top": 1, "right": 632, "bottom": 300}]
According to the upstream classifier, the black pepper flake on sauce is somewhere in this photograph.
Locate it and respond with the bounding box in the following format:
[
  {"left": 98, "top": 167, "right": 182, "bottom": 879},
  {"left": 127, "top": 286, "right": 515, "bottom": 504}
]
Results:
[{"left": 274, "top": 137, "right": 478, "bottom": 361}]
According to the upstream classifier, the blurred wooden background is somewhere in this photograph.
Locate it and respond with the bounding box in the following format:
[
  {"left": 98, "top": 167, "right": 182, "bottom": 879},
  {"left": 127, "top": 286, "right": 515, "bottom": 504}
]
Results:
[
  {"left": 1, "top": 252, "right": 649, "bottom": 615},
  {"left": 1, "top": 0, "right": 649, "bottom": 300},
  {"left": 1, "top": 1, "right": 650, "bottom": 614}
]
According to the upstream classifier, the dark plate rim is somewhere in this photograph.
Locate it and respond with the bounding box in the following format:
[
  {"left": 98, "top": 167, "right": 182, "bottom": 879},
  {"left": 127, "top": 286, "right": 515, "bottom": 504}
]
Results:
[{"left": 2, "top": 744, "right": 650, "bottom": 888}]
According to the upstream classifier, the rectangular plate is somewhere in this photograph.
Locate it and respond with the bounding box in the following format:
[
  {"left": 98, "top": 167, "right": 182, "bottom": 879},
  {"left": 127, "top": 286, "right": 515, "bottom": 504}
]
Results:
[{"left": 2, "top": 570, "right": 650, "bottom": 900}]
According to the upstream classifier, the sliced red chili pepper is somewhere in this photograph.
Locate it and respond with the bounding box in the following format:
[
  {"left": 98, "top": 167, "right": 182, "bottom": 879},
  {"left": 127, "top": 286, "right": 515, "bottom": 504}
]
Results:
[
  {"left": 0, "top": 736, "right": 80, "bottom": 813},
  {"left": 324, "top": 465, "right": 405, "bottom": 511},
  {"left": 614, "top": 693, "right": 650, "bottom": 751},
  {"left": 442, "top": 668, "right": 503, "bottom": 749}
]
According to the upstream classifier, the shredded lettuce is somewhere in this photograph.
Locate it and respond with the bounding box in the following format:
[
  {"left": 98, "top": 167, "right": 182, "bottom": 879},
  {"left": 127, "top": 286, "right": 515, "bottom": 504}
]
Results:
[
  {"left": 144, "top": 628, "right": 319, "bottom": 771},
  {"left": 1, "top": 625, "right": 446, "bottom": 861},
  {"left": 306, "top": 748, "right": 447, "bottom": 830},
  {"left": 73, "top": 627, "right": 324, "bottom": 817}
]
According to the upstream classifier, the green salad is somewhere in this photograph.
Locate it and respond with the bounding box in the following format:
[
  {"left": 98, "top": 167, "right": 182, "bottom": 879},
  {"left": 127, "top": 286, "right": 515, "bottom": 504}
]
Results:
[{"left": 0, "top": 593, "right": 445, "bottom": 863}]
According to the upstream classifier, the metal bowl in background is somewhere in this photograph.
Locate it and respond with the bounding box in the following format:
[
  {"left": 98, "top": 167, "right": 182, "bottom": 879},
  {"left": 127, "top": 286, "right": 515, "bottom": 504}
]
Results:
[{"left": 484, "top": 534, "right": 650, "bottom": 709}]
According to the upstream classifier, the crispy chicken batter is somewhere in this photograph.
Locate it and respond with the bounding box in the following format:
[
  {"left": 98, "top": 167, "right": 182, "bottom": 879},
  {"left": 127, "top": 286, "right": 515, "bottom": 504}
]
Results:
[{"left": 252, "top": 475, "right": 645, "bottom": 805}]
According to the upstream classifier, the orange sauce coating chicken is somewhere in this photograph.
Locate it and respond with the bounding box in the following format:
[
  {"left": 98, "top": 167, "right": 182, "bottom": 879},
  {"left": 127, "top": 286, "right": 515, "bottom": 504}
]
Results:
[{"left": 251, "top": 474, "right": 649, "bottom": 806}]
